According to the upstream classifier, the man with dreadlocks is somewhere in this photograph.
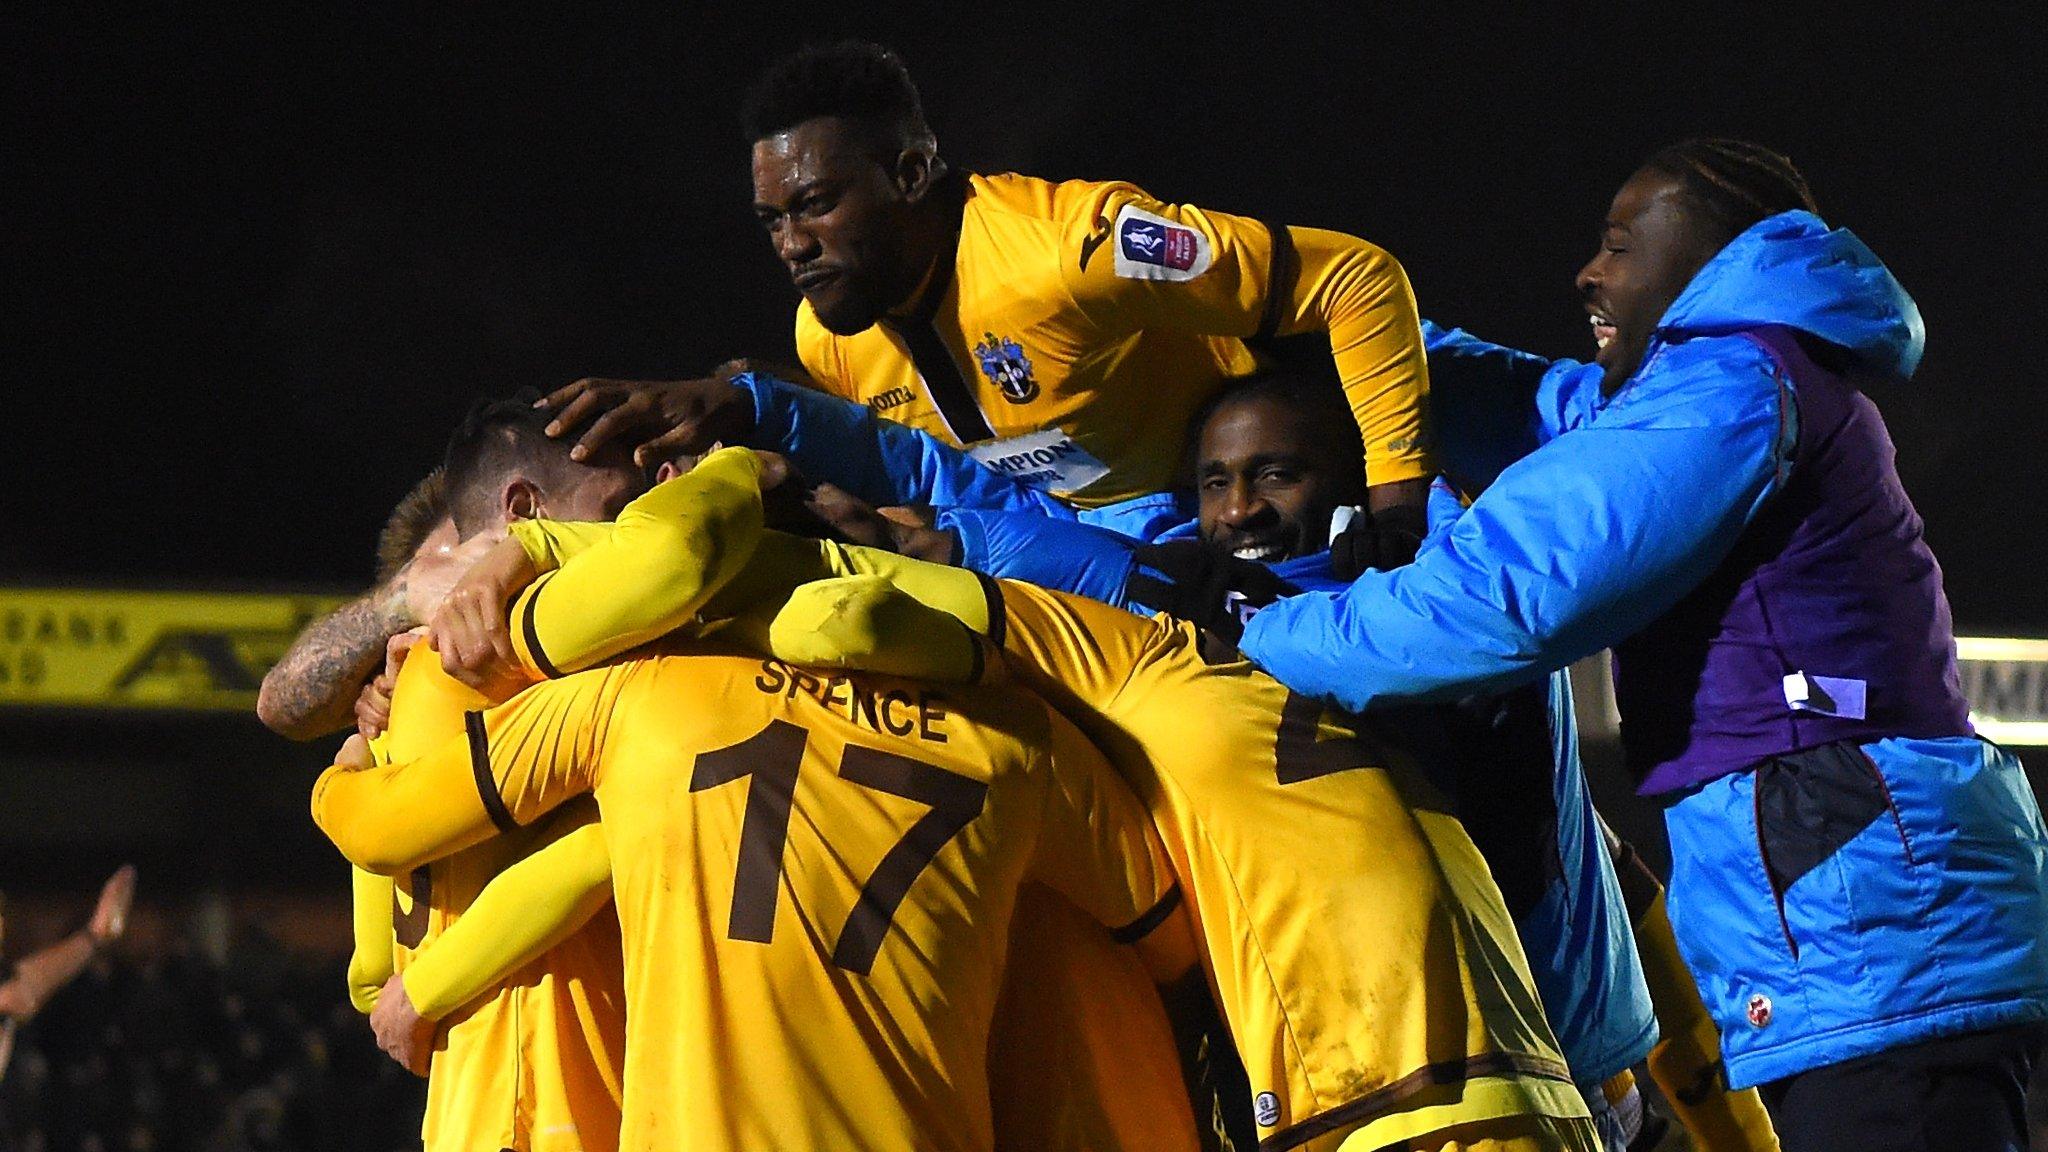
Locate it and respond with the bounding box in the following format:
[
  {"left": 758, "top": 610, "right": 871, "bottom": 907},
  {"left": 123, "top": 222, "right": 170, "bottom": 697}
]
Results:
[{"left": 1197, "top": 138, "right": 2048, "bottom": 1150}]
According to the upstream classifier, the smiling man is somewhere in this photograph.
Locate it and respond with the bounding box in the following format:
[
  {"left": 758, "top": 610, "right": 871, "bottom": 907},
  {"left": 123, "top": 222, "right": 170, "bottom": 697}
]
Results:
[
  {"left": 1232, "top": 139, "right": 2048, "bottom": 1152},
  {"left": 1193, "top": 373, "right": 1367, "bottom": 564}
]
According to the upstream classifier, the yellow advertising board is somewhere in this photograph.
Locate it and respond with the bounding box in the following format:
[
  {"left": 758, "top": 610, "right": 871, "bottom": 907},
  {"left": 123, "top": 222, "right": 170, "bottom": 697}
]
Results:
[
  {"left": 0, "top": 588, "right": 348, "bottom": 713},
  {"left": 3, "top": 585, "right": 2045, "bottom": 743},
  {"left": 1957, "top": 637, "right": 2048, "bottom": 746}
]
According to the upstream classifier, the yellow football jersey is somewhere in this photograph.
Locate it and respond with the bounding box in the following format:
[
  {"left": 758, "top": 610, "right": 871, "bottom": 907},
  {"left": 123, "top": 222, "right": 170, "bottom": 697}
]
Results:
[
  {"left": 506, "top": 457, "right": 1208, "bottom": 1152},
  {"left": 971, "top": 578, "right": 1585, "bottom": 1151},
  {"left": 989, "top": 885, "right": 1206, "bottom": 1152},
  {"left": 795, "top": 171, "right": 1432, "bottom": 506},
  {"left": 497, "top": 570, "right": 1583, "bottom": 1144},
  {"left": 364, "top": 653, "right": 627, "bottom": 1152},
  {"left": 315, "top": 645, "right": 1184, "bottom": 1152},
  {"left": 495, "top": 459, "right": 1583, "bottom": 1149}
]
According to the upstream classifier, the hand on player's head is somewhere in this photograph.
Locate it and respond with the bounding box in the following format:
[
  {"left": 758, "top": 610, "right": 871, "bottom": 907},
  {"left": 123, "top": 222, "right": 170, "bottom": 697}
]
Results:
[{"left": 537, "top": 375, "right": 754, "bottom": 469}]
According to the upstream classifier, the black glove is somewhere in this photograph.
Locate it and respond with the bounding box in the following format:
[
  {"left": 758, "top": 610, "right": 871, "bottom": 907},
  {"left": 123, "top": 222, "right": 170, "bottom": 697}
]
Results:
[
  {"left": 1328, "top": 501, "right": 1428, "bottom": 581},
  {"left": 1125, "top": 541, "right": 1301, "bottom": 645}
]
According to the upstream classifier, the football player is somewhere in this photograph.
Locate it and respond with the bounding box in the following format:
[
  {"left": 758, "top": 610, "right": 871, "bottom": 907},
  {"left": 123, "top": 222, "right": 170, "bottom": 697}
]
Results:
[
  {"left": 442, "top": 447, "right": 1601, "bottom": 1151},
  {"left": 313, "top": 596, "right": 1197, "bottom": 1151},
  {"left": 537, "top": 40, "right": 1432, "bottom": 559}
]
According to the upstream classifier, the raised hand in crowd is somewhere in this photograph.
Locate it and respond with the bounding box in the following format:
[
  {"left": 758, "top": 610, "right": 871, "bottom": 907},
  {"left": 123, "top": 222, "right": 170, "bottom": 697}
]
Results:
[
  {"left": 0, "top": 865, "right": 138, "bottom": 1029},
  {"left": 87, "top": 864, "right": 136, "bottom": 947}
]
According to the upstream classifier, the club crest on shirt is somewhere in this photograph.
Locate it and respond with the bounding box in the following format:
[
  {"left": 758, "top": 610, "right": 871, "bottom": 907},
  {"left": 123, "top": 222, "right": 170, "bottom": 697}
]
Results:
[
  {"left": 1111, "top": 203, "right": 1214, "bottom": 282},
  {"left": 973, "top": 332, "right": 1040, "bottom": 403}
]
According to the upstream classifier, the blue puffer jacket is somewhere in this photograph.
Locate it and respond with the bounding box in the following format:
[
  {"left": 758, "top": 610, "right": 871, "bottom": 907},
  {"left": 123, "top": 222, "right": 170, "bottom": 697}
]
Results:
[
  {"left": 1235, "top": 210, "right": 1920, "bottom": 715},
  {"left": 1666, "top": 735, "right": 2048, "bottom": 1085},
  {"left": 1234, "top": 211, "right": 2048, "bottom": 1084}
]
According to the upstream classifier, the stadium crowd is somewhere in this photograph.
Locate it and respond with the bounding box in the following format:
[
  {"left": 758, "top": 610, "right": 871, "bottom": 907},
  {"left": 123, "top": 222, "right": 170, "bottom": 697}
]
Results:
[
  {"left": 179, "top": 38, "right": 2048, "bottom": 1152},
  {"left": 0, "top": 890, "right": 425, "bottom": 1152}
]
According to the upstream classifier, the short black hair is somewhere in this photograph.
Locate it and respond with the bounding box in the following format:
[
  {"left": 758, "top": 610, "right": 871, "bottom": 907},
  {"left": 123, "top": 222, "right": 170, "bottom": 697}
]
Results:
[
  {"left": 374, "top": 468, "right": 449, "bottom": 584},
  {"left": 742, "top": 40, "right": 935, "bottom": 155},
  {"left": 1642, "top": 138, "right": 1819, "bottom": 245},
  {"left": 440, "top": 390, "right": 570, "bottom": 539},
  {"left": 1192, "top": 371, "right": 1367, "bottom": 489}
]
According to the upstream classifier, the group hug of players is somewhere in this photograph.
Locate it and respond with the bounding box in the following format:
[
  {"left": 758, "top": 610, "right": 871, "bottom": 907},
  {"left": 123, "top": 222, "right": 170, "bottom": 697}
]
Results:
[{"left": 261, "top": 40, "right": 2048, "bottom": 1152}]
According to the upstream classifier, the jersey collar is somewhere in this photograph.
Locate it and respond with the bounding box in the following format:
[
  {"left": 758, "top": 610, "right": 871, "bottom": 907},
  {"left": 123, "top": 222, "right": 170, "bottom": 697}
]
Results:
[{"left": 887, "top": 170, "right": 971, "bottom": 326}]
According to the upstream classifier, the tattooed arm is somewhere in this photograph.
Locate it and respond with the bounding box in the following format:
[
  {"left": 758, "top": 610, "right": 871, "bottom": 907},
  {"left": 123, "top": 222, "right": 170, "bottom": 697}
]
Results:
[
  {"left": 256, "top": 582, "right": 417, "bottom": 740},
  {"left": 258, "top": 532, "right": 496, "bottom": 740}
]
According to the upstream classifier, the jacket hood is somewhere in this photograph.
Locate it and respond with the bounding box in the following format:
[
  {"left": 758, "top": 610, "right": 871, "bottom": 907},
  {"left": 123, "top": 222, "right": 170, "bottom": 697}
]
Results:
[{"left": 1658, "top": 210, "right": 1925, "bottom": 380}]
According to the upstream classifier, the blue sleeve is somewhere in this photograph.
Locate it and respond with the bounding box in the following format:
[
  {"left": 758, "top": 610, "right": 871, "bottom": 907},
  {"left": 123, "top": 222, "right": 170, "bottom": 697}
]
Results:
[
  {"left": 734, "top": 371, "right": 1076, "bottom": 518},
  {"left": 935, "top": 508, "right": 1139, "bottom": 608},
  {"left": 1422, "top": 321, "right": 1604, "bottom": 496},
  {"left": 1073, "top": 492, "right": 1194, "bottom": 543},
  {"left": 1240, "top": 338, "right": 1793, "bottom": 712}
]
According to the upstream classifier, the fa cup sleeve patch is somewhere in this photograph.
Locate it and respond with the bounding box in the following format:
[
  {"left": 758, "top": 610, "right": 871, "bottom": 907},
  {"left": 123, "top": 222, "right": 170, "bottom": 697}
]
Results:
[{"left": 1111, "top": 203, "right": 1214, "bottom": 282}]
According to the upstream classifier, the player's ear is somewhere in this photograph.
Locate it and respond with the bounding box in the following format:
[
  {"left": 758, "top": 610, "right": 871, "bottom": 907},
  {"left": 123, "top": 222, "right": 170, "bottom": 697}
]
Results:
[
  {"left": 894, "top": 149, "right": 935, "bottom": 203},
  {"left": 504, "top": 479, "right": 543, "bottom": 523}
]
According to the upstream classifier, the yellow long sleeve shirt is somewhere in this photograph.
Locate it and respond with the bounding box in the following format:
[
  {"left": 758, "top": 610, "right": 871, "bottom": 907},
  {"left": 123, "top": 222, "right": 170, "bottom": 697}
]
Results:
[{"left": 797, "top": 172, "right": 1432, "bottom": 506}]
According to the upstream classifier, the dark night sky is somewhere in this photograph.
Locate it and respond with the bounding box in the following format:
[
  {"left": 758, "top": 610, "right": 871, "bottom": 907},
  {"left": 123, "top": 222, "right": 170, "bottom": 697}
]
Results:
[{"left": 8, "top": 3, "right": 2045, "bottom": 630}]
